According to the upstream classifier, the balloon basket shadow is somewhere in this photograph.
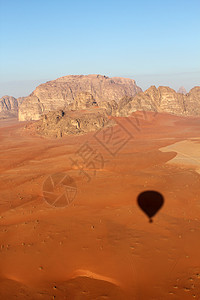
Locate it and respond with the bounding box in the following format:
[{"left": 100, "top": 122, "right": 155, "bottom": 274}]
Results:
[{"left": 149, "top": 218, "right": 153, "bottom": 223}]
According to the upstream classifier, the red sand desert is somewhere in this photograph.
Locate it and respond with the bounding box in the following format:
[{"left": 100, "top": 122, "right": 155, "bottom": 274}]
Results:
[{"left": 0, "top": 112, "right": 200, "bottom": 299}]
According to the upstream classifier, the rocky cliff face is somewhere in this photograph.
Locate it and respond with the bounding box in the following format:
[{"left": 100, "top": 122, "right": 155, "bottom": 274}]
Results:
[
  {"left": 26, "top": 108, "right": 115, "bottom": 138},
  {"left": 18, "top": 75, "right": 142, "bottom": 121},
  {"left": 17, "top": 74, "right": 200, "bottom": 122},
  {"left": 134, "top": 86, "right": 187, "bottom": 115},
  {"left": 111, "top": 86, "right": 200, "bottom": 117},
  {"left": 185, "top": 86, "right": 200, "bottom": 116},
  {"left": 67, "top": 92, "right": 98, "bottom": 110},
  {"left": 17, "top": 97, "right": 26, "bottom": 105},
  {"left": 18, "top": 95, "right": 45, "bottom": 121},
  {"left": 23, "top": 84, "right": 200, "bottom": 138},
  {"left": 0, "top": 96, "right": 18, "bottom": 119}
]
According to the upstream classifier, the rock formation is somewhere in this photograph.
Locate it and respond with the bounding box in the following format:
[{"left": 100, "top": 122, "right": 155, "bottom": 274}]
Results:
[
  {"left": 112, "top": 86, "right": 200, "bottom": 117},
  {"left": 177, "top": 86, "right": 187, "bottom": 95},
  {"left": 0, "top": 95, "right": 26, "bottom": 119},
  {"left": 21, "top": 80, "right": 200, "bottom": 138},
  {"left": 26, "top": 108, "right": 115, "bottom": 138},
  {"left": 185, "top": 86, "right": 200, "bottom": 116},
  {"left": 16, "top": 74, "right": 200, "bottom": 124},
  {"left": 18, "top": 95, "right": 45, "bottom": 121},
  {"left": 18, "top": 75, "right": 142, "bottom": 121},
  {"left": 130, "top": 86, "right": 186, "bottom": 115},
  {"left": 17, "top": 97, "right": 26, "bottom": 105},
  {"left": 0, "top": 96, "right": 18, "bottom": 119},
  {"left": 67, "top": 92, "right": 98, "bottom": 110}
]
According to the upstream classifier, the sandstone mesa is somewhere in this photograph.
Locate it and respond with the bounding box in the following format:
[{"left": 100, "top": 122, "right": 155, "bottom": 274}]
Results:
[
  {"left": 18, "top": 75, "right": 142, "bottom": 121},
  {"left": 1, "top": 75, "right": 200, "bottom": 128}
]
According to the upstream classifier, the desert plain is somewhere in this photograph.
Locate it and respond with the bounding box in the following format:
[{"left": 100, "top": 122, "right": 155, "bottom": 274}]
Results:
[{"left": 0, "top": 112, "right": 200, "bottom": 299}]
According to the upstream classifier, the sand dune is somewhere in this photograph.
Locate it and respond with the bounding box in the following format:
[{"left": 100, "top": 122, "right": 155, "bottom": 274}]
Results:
[
  {"left": 160, "top": 139, "right": 200, "bottom": 174},
  {"left": 71, "top": 269, "right": 122, "bottom": 286}
]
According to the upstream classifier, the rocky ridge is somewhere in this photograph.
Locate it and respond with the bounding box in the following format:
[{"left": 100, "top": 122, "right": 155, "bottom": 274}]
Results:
[
  {"left": 66, "top": 85, "right": 200, "bottom": 118},
  {"left": 18, "top": 75, "right": 142, "bottom": 121},
  {"left": 0, "top": 96, "right": 19, "bottom": 119},
  {"left": 18, "top": 75, "right": 200, "bottom": 123},
  {"left": 29, "top": 85, "right": 200, "bottom": 138},
  {"left": 104, "top": 85, "right": 200, "bottom": 117},
  {"left": 21, "top": 77, "right": 200, "bottom": 138}
]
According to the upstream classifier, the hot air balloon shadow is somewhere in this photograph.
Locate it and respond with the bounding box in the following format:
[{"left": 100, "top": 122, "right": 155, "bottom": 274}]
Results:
[{"left": 137, "top": 190, "right": 164, "bottom": 223}]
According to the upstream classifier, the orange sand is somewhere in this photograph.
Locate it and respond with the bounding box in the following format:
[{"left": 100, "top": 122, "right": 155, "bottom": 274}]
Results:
[{"left": 0, "top": 112, "right": 200, "bottom": 299}]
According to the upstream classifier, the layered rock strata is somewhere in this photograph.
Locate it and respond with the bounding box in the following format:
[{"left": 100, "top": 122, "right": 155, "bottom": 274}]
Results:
[
  {"left": 18, "top": 75, "right": 142, "bottom": 121},
  {"left": 0, "top": 96, "right": 19, "bottom": 119}
]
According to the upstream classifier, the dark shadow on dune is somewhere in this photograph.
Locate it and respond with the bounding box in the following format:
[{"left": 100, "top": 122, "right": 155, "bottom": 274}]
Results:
[{"left": 137, "top": 190, "right": 164, "bottom": 223}]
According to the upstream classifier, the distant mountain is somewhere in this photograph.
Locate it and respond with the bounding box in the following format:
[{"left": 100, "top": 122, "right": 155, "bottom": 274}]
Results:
[
  {"left": 18, "top": 75, "right": 142, "bottom": 121},
  {"left": 0, "top": 95, "right": 18, "bottom": 119},
  {"left": 177, "top": 86, "right": 187, "bottom": 95}
]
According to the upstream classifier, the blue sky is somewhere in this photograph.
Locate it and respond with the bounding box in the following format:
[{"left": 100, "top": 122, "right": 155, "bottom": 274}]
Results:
[{"left": 0, "top": 0, "right": 200, "bottom": 97}]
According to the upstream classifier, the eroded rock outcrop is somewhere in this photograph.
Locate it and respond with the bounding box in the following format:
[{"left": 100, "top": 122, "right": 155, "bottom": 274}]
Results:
[
  {"left": 24, "top": 85, "right": 200, "bottom": 138},
  {"left": 26, "top": 108, "right": 115, "bottom": 138},
  {"left": 18, "top": 75, "right": 142, "bottom": 121},
  {"left": 18, "top": 95, "right": 45, "bottom": 121},
  {"left": 114, "top": 86, "right": 200, "bottom": 117},
  {"left": 18, "top": 74, "right": 200, "bottom": 125},
  {"left": 0, "top": 96, "right": 18, "bottom": 119},
  {"left": 67, "top": 92, "right": 98, "bottom": 110},
  {"left": 185, "top": 86, "right": 200, "bottom": 116}
]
